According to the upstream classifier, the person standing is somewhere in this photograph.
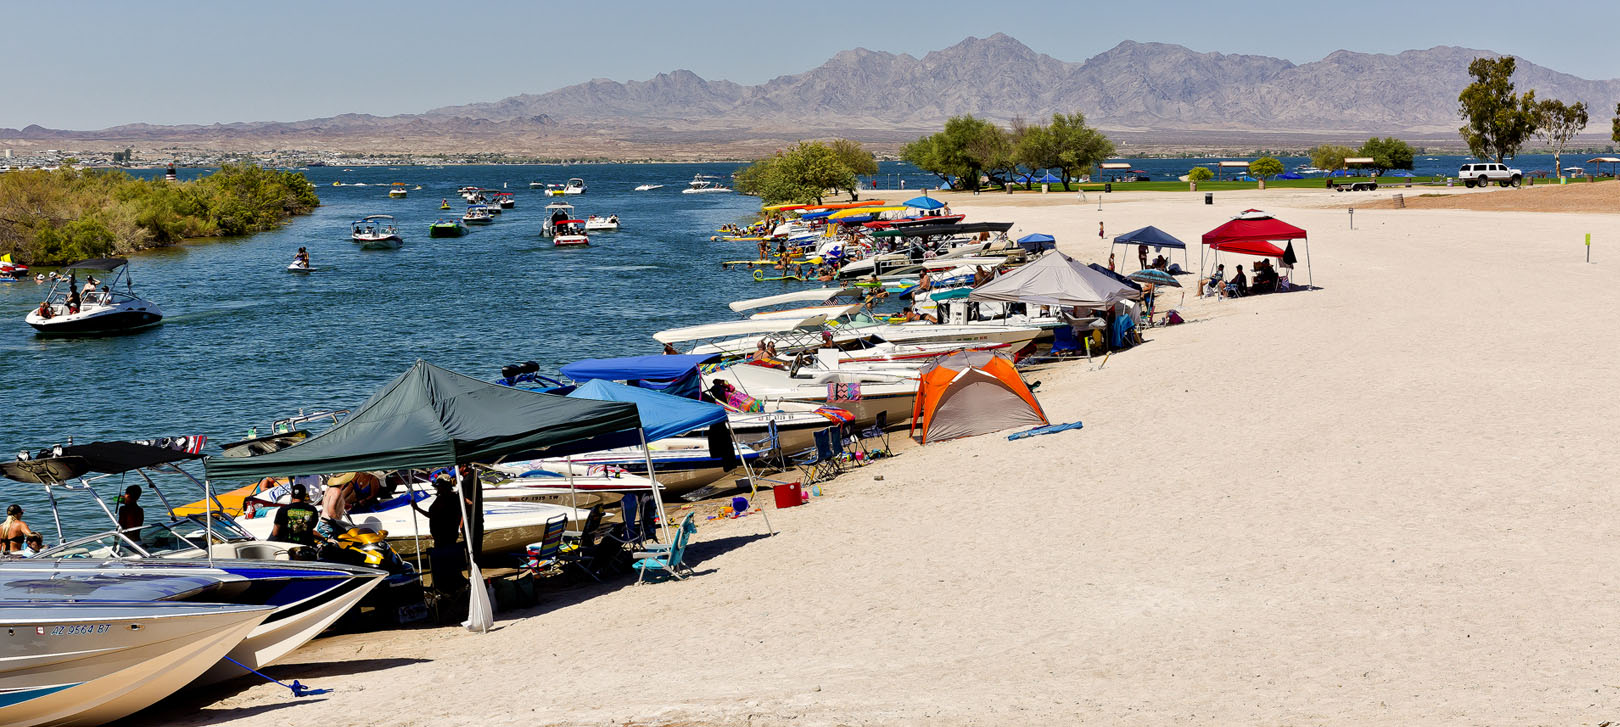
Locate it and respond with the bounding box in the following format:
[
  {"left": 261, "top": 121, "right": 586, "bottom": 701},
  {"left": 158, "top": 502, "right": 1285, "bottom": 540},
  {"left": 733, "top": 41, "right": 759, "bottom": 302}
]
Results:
[
  {"left": 412, "top": 474, "right": 469, "bottom": 595},
  {"left": 270, "top": 483, "right": 321, "bottom": 554},
  {"left": 1099, "top": 222, "right": 1105, "bottom": 240},
  {"left": 118, "top": 485, "right": 145, "bottom": 540},
  {"left": 1, "top": 505, "right": 36, "bottom": 554},
  {"left": 1137, "top": 244, "right": 1148, "bottom": 270}
]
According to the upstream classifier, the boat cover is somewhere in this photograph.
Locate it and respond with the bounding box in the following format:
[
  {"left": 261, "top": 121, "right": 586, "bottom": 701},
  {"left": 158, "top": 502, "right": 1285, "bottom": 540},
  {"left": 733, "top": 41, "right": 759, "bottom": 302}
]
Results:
[
  {"left": 203, "top": 360, "right": 641, "bottom": 481},
  {"left": 565, "top": 380, "right": 726, "bottom": 441},
  {"left": 560, "top": 353, "right": 717, "bottom": 397}
]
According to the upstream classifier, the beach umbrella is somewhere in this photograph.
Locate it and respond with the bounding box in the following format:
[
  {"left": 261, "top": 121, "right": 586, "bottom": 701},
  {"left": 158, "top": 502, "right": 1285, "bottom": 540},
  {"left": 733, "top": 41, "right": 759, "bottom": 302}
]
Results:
[
  {"left": 905, "top": 195, "right": 945, "bottom": 210},
  {"left": 1127, "top": 269, "right": 1181, "bottom": 287}
]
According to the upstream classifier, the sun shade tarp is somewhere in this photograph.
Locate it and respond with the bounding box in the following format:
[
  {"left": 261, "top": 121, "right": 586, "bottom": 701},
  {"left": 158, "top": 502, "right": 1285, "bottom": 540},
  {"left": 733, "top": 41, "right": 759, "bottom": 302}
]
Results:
[
  {"left": 873, "top": 221, "right": 1012, "bottom": 238},
  {"left": 203, "top": 360, "right": 642, "bottom": 481},
  {"left": 1113, "top": 226, "right": 1187, "bottom": 249},
  {"left": 560, "top": 354, "right": 715, "bottom": 384},
  {"left": 566, "top": 379, "right": 726, "bottom": 442},
  {"left": 968, "top": 252, "right": 1139, "bottom": 308}
]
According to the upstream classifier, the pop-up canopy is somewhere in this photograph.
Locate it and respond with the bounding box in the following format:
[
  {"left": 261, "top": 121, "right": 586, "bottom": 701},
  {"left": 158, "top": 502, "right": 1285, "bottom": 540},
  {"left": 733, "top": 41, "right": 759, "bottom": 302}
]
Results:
[
  {"left": 969, "top": 252, "right": 1138, "bottom": 309},
  {"left": 904, "top": 195, "right": 945, "bottom": 210},
  {"left": 204, "top": 360, "right": 643, "bottom": 482},
  {"left": 1112, "top": 225, "right": 1191, "bottom": 271},
  {"left": 1200, "top": 210, "right": 1312, "bottom": 287}
]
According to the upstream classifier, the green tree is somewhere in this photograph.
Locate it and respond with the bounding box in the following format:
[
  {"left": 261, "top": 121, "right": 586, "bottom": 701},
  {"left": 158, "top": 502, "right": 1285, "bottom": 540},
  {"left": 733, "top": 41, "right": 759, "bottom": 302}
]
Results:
[
  {"left": 1249, "top": 156, "right": 1285, "bottom": 180},
  {"left": 1048, "top": 112, "right": 1114, "bottom": 191},
  {"left": 1309, "top": 144, "right": 1354, "bottom": 172},
  {"left": 1357, "top": 137, "right": 1415, "bottom": 175},
  {"left": 827, "top": 138, "right": 877, "bottom": 200},
  {"left": 1009, "top": 117, "right": 1050, "bottom": 190},
  {"left": 1535, "top": 99, "right": 1589, "bottom": 177},
  {"left": 733, "top": 142, "right": 858, "bottom": 205},
  {"left": 1457, "top": 56, "right": 1540, "bottom": 162},
  {"left": 900, "top": 135, "right": 958, "bottom": 188},
  {"left": 1187, "top": 166, "right": 1213, "bottom": 182}
]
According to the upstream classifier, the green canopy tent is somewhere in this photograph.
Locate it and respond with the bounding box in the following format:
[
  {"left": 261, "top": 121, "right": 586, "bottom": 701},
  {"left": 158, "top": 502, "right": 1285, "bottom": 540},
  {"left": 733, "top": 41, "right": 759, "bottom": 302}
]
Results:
[{"left": 203, "top": 360, "right": 652, "bottom": 632}]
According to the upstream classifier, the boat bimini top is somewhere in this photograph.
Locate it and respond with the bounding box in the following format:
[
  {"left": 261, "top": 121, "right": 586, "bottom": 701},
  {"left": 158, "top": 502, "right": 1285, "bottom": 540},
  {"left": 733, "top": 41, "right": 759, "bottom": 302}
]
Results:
[
  {"left": 727, "top": 287, "right": 862, "bottom": 312},
  {"left": 652, "top": 314, "right": 833, "bottom": 345}
]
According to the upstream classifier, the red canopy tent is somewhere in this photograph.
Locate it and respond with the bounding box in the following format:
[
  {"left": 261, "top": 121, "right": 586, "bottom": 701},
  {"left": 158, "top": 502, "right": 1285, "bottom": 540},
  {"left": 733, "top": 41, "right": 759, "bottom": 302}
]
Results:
[{"left": 1200, "top": 210, "right": 1312, "bottom": 288}]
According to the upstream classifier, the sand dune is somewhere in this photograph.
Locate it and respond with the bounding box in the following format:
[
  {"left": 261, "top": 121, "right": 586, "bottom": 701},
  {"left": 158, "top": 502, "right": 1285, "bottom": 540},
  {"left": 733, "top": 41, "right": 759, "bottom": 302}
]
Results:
[{"left": 151, "top": 186, "right": 1620, "bottom": 726}]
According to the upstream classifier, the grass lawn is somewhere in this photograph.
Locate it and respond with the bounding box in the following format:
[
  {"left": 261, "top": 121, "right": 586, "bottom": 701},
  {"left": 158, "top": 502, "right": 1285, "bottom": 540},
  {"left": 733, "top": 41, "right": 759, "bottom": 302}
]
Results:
[{"left": 984, "top": 177, "right": 1452, "bottom": 193}]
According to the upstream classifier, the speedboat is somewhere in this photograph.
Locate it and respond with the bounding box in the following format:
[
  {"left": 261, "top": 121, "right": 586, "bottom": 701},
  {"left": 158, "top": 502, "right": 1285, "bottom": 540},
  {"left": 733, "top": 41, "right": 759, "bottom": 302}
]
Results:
[
  {"left": 25, "top": 257, "right": 162, "bottom": 336},
  {"left": 529, "top": 181, "right": 544, "bottom": 188},
  {"left": 0, "top": 601, "right": 272, "bottom": 727},
  {"left": 703, "top": 362, "right": 919, "bottom": 429},
  {"left": 562, "top": 177, "right": 586, "bottom": 195},
  {"left": 388, "top": 182, "right": 407, "bottom": 198},
  {"left": 429, "top": 219, "right": 467, "bottom": 238},
  {"left": 352, "top": 215, "right": 401, "bottom": 245},
  {"left": 681, "top": 173, "right": 732, "bottom": 194},
  {"left": 584, "top": 214, "right": 620, "bottom": 231},
  {"left": 496, "top": 192, "right": 515, "bottom": 209},
  {"left": 0, "top": 558, "right": 385, "bottom": 686},
  {"left": 634, "top": 183, "right": 664, "bottom": 191},
  {"left": 463, "top": 205, "right": 494, "bottom": 225},
  {"left": 553, "top": 219, "right": 589, "bottom": 247},
  {"left": 497, "top": 438, "right": 763, "bottom": 496},
  {"left": 542, "top": 201, "right": 575, "bottom": 236}
]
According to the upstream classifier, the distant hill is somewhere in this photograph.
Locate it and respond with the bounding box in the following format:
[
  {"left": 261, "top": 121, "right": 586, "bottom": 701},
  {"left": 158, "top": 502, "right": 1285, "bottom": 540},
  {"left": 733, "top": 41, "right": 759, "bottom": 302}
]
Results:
[{"left": 7, "top": 35, "right": 1618, "bottom": 156}]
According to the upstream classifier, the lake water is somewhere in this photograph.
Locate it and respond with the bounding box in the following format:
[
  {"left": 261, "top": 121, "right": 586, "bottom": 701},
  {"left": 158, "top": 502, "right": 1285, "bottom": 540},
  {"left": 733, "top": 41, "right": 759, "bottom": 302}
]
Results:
[{"left": 0, "top": 153, "right": 1592, "bottom": 534}]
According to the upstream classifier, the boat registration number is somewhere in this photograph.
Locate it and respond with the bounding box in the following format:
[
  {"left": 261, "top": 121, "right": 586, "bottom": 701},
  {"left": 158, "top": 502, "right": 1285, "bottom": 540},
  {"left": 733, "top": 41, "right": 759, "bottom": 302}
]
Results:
[{"left": 46, "top": 624, "right": 111, "bottom": 636}]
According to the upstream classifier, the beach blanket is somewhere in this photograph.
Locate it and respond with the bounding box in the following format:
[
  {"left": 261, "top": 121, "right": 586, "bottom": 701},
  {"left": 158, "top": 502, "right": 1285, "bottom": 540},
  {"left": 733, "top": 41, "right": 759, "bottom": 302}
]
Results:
[
  {"left": 815, "top": 406, "right": 856, "bottom": 423},
  {"left": 1007, "top": 421, "right": 1084, "bottom": 441}
]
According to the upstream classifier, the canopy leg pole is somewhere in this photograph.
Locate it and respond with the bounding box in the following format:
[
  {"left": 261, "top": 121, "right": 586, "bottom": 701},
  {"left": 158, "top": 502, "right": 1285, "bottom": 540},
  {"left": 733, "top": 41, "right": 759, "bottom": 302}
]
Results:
[
  {"left": 204, "top": 479, "right": 214, "bottom": 567},
  {"left": 727, "top": 420, "right": 772, "bottom": 536},
  {"left": 407, "top": 474, "right": 423, "bottom": 576},
  {"left": 1305, "top": 239, "right": 1314, "bottom": 289},
  {"left": 638, "top": 428, "right": 671, "bottom": 545},
  {"left": 453, "top": 465, "right": 489, "bottom": 634},
  {"left": 564, "top": 457, "right": 578, "bottom": 513}
]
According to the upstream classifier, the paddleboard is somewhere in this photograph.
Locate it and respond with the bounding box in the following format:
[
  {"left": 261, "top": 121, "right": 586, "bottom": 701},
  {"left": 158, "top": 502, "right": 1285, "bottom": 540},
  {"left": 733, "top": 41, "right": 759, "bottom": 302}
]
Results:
[{"left": 753, "top": 270, "right": 804, "bottom": 282}]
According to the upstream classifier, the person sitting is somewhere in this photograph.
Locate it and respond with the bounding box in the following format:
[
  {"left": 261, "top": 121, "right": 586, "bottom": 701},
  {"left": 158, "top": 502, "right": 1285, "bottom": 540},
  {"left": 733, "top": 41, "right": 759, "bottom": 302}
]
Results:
[
  {"left": 21, "top": 533, "right": 44, "bottom": 556},
  {"left": 66, "top": 287, "right": 80, "bottom": 315},
  {"left": 35, "top": 301, "right": 52, "bottom": 320},
  {"left": 1151, "top": 254, "right": 1168, "bottom": 270},
  {"left": 749, "top": 340, "right": 770, "bottom": 363},
  {"left": 1225, "top": 265, "right": 1248, "bottom": 297},
  {"left": 1203, "top": 265, "right": 1226, "bottom": 298}
]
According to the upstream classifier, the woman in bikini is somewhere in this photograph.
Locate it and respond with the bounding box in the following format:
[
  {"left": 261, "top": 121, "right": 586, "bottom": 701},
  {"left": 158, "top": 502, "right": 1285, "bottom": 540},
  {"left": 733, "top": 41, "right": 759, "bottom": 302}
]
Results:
[{"left": 2, "top": 504, "right": 38, "bottom": 554}]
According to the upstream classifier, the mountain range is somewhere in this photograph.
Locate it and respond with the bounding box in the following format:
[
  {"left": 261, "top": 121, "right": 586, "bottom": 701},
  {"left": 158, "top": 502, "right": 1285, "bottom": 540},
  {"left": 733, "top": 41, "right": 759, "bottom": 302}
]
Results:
[{"left": 7, "top": 34, "right": 1618, "bottom": 157}]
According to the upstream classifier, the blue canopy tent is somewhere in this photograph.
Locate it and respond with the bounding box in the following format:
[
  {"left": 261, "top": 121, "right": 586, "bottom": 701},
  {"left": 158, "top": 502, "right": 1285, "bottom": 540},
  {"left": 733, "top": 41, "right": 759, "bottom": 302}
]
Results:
[
  {"left": 1277, "top": 172, "right": 1304, "bottom": 180},
  {"left": 563, "top": 379, "right": 773, "bottom": 532},
  {"left": 1016, "top": 232, "right": 1057, "bottom": 254},
  {"left": 1111, "top": 225, "right": 1191, "bottom": 273},
  {"left": 559, "top": 353, "right": 718, "bottom": 399},
  {"left": 904, "top": 195, "right": 945, "bottom": 210}
]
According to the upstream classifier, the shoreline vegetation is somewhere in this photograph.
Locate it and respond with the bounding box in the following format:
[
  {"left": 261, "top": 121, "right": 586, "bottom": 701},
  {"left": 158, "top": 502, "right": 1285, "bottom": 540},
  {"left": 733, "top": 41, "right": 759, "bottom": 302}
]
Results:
[{"left": 0, "top": 163, "right": 319, "bottom": 265}]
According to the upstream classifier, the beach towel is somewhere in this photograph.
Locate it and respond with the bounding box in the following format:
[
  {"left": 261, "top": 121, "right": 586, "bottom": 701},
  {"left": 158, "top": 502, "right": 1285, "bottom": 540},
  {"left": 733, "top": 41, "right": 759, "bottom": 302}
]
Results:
[
  {"left": 815, "top": 406, "right": 856, "bottom": 423},
  {"left": 1007, "top": 421, "right": 1084, "bottom": 441},
  {"left": 827, "top": 382, "right": 863, "bottom": 402},
  {"left": 725, "top": 389, "right": 763, "bottom": 413}
]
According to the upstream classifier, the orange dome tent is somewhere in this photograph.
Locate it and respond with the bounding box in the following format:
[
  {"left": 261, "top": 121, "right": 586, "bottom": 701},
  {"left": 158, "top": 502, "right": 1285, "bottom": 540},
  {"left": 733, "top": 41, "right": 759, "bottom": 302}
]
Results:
[{"left": 910, "top": 351, "right": 1047, "bottom": 444}]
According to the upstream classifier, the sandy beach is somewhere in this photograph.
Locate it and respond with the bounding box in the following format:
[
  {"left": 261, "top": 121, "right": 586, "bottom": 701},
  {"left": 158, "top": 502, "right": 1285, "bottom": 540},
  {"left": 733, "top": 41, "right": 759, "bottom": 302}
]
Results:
[{"left": 146, "top": 183, "right": 1620, "bottom": 726}]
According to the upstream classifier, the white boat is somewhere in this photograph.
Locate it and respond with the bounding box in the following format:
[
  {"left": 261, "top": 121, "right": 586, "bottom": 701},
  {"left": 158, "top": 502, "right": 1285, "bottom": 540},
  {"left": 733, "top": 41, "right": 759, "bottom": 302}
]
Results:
[
  {"left": 681, "top": 174, "right": 732, "bottom": 194},
  {"left": 529, "top": 181, "right": 544, "bottom": 188},
  {"left": 703, "top": 362, "right": 918, "bottom": 429},
  {"left": 498, "top": 438, "right": 763, "bottom": 497},
  {"left": 0, "top": 601, "right": 272, "bottom": 727},
  {"left": 388, "top": 183, "right": 408, "bottom": 198},
  {"left": 25, "top": 257, "right": 162, "bottom": 335},
  {"left": 584, "top": 214, "right": 620, "bottom": 231},
  {"left": 351, "top": 214, "right": 401, "bottom": 244},
  {"left": 562, "top": 177, "right": 587, "bottom": 195},
  {"left": 634, "top": 183, "right": 664, "bottom": 191},
  {"left": 463, "top": 205, "right": 494, "bottom": 225},
  {"left": 553, "top": 219, "right": 589, "bottom": 247},
  {"left": 542, "top": 201, "right": 575, "bottom": 236},
  {"left": 348, "top": 496, "right": 591, "bottom": 557}
]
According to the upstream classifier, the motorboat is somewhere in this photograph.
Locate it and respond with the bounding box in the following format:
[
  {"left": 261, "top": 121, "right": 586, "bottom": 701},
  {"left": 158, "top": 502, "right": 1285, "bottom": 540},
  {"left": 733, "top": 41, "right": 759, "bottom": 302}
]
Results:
[
  {"left": 388, "top": 182, "right": 407, "bottom": 198},
  {"left": 496, "top": 438, "right": 763, "bottom": 497},
  {"left": 543, "top": 183, "right": 566, "bottom": 196},
  {"left": 496, "top": 192, "right": 516, "bottom": 209},
  {"left": 682, "top": 173, "right": 732, "bottom": 194},
  {"left": 25, "top": 257, "right": 162, "bottom": 336},
  {"left": 562, "top": 177, "right": 586, "bottom": 195},
  {"left": 429, "top": 219, "right": 467, "bottom": 238},
  {"left": 352, "top": 214, "right": 401, "bottom": 245},
  {"left": 462, "top": 205, "right": 494, "bottom": 225},
  {"left": 529, "top": 181, "right": 544, "bottom": 188},
  {"left": 584, "top": 214, "right": 620, "bottom": 231},
  {"left": 0, "top": 559, "right": 385, "bottom": 686},
  {"left": 634, "top": 183, "right": 664, "bottom": 191},
  {"left": 552, "top": 219, "right": 589, "bottom": 247},
  {"left": 542, "top": 201, "right": 574, "bottom": 236},
  {"left": 703, "top": 362, "right": 918, "bottom": 429},
  {"left": 0, "top": 255, "right": 26, "bottom": 279},
  {"left": 0, "top": 601, "right": 272, "bottom": 727}
]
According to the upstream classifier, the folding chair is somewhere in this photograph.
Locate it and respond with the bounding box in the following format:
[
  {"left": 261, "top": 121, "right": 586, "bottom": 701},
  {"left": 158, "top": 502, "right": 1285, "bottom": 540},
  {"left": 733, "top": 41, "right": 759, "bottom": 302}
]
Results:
[
  {"left": 795, "top": 426, "right": 845, "bottom": 486},
  {"left": 632, "top": 512, "right": 698, "bottom": 584},
  {"left": 524, "top": 515, "right": 569, "bottom": 575},
  {"left": 858, "top": 410, "right": 891, "bottom": 454}
]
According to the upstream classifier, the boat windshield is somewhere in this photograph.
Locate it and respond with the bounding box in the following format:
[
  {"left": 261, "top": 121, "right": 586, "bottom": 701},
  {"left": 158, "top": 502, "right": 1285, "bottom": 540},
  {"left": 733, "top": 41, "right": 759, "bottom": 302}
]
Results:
[{"left": 41, "top": 514, "right": 255, "bottom": 560}]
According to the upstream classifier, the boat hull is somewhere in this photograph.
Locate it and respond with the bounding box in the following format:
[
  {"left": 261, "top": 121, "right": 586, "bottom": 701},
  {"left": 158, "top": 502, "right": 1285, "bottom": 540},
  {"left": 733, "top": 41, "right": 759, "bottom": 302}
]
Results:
[
  {"left": 194, "top": 568, "right": 383, "bottom": 684},
  {"left": 0, "top": 603, "right": 270, "bottom": 727},
  {"left": 26, "top": 306, "right": 162, "bottom": 336}
]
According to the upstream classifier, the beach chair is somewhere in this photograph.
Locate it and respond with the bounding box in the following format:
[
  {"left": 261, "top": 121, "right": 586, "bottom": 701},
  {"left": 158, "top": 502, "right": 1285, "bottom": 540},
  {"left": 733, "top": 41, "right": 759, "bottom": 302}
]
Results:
[
  {"left": 632, "top": 512, "right": 697, "bottom": 584},
  {"left": 795, "top": 426, "right": 845, "bottom": 486},
  {"left": 560, "top": 503, "right": 605, "bottom": 556},
  {"left": 1049, "top": 325, "right": 1080, "bottom": 357},
  {"left": 857, "top": 411, "right": 891, "bottom": 455},
  {"left": 524, "top": 515, "right": 569, "bottom": 575}
]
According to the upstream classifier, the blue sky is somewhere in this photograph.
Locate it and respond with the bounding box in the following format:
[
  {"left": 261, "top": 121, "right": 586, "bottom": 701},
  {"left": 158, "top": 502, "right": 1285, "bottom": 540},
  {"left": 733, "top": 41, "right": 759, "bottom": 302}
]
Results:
[{"left": 7, "top": 0, "right": 1616, "bottom": 129}]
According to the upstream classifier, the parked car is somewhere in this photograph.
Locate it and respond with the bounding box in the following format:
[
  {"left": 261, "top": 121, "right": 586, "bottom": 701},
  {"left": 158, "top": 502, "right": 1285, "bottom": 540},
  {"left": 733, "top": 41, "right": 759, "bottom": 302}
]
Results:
[{"left": 1458, "top": 162, "right": 1523, "bottom": 188}]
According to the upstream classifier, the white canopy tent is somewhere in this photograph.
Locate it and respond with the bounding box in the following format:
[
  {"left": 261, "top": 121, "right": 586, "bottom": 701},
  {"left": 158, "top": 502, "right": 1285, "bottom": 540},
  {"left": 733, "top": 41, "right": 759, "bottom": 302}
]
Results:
[{"left": 968, "top": 252, "right": 1139, "bottom": 310}]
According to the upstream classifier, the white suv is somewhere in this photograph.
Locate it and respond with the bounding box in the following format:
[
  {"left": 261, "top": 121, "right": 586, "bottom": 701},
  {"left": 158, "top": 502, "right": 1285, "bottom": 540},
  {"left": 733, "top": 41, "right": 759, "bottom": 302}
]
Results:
[{"left": 1458, "top": 162, "right": 1522, "bottom": 188}]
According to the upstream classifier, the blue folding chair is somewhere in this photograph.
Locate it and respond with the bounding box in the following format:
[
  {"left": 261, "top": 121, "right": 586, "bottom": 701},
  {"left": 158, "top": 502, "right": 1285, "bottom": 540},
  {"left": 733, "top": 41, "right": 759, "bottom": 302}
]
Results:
[
  {"left": 795, "top": 426, "right": 845, "bottom": 486},
  {"left": 632, "top": 512, "right": 698, "bottom": 584}
]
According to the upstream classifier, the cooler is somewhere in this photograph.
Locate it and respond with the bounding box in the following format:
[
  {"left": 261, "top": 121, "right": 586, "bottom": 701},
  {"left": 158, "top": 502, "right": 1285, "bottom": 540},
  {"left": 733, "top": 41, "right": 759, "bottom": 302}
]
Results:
[{"left": 773, "top": 482, "right": 803, "bottom": 509}]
